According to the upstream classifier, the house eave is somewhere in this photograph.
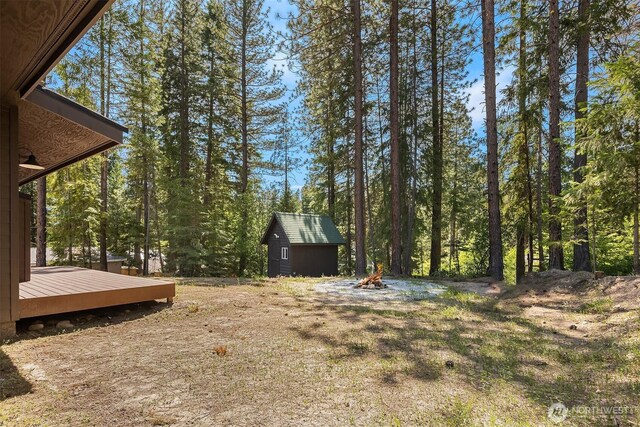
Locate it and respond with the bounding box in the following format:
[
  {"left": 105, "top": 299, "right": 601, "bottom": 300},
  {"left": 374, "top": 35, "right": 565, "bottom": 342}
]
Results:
[
  {"left": 17, "top": 0, "right": 116, "bottom": 100},
  {"left": 1, "top": 0, "right": 118, "bottom": 106},
  {"left": 18, "top": 86, "right": 127, "bottom": 185},
  {"left": 260, "top": 214, "right": 278, "bottom": 245}
]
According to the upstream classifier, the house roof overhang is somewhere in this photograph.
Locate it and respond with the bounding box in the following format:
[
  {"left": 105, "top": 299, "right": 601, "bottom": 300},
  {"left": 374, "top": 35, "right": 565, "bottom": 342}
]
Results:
[
  {"left": 260, "top": 214, "right": 278, "bottom": 245},
  {"left": 1, "top": 0, "right": 125, "bottom": 183},
  {"left": 1, "top": 0, "right": 117, "bottom": 105},
  {"left": 260, "top": 212, "right": 347, "bottom": 245},
  {"left": 18, "top": 86, "right": 127, "bottom": 185}
]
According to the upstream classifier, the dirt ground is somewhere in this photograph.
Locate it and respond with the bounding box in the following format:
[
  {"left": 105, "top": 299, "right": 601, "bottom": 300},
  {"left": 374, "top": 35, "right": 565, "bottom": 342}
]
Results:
[{"left": 1, "top": 274, "right": 639, "bottom": 426}]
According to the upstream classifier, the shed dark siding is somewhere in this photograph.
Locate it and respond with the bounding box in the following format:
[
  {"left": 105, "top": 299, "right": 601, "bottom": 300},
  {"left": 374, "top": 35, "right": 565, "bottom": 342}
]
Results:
[
  {"left": 291, "top": 245, "right": 338, "bottom": 277},
  {"left": 262, "top": 212, "right": 343, "bottom": 277},
  {"left": 267, "top": 221, "right": 290, "bottom": 277}
]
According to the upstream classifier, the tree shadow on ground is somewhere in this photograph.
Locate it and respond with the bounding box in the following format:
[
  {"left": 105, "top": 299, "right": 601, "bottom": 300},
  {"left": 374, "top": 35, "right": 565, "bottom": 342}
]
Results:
[
  {"left": 286, "top": 291, "right": 639, "bottom": 424},
  {"left": 11, "top": 300, "right": 172, "bottom": 343},
  {"left": 0, "top": 348, "right": 31, "bottom": 401}
]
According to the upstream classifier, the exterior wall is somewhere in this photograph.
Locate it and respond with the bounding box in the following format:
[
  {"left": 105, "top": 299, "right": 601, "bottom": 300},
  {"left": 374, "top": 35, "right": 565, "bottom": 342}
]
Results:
[
  {"left": 291, "top": 245, "right": 339, "bottom": 277},
  {"left": 0, "top": 107, "right": 20, "bottom": 338},
  {"left": 266, "top": 221, "right": 291, "bottom": 277},
  {"left": 19, "top": 193, "right": 31, "bottom": 282}
]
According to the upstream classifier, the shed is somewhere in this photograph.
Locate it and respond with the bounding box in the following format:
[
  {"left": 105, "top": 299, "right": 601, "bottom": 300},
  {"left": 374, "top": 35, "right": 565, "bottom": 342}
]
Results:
[{"left": 260, "top": 212, "right": 346, "bottom": 277}]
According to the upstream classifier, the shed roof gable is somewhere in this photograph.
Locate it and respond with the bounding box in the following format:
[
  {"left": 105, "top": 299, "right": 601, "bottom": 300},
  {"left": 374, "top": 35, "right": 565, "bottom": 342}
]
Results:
[{"left": 260, "top": 212, "right": 346, "bottom": 245}]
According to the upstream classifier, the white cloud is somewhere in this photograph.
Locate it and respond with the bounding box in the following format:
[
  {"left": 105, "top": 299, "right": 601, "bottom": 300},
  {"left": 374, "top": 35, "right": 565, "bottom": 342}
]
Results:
[
  {"left": 465, "top": 64, "right": 516, "bottom": 132},
  {"left": 466, "top": 78, "right": 486, "bottom": 131}
]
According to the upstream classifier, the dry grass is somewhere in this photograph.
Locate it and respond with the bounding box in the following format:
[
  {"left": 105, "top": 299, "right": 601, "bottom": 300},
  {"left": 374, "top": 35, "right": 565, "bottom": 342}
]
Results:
[{"left": 1, "top": 276, "right": 638, "bottom": 426}]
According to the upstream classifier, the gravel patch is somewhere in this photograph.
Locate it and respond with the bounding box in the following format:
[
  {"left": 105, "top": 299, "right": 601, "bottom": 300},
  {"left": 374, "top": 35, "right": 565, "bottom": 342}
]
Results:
[{"left": 314, "top": 278, "right": 448, "bottom": 301}]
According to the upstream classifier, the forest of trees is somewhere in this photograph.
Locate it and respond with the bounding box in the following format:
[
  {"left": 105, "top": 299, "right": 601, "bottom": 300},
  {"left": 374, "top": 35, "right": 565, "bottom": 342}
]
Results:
[{"left": 22, "top": 0, "right": 640, "bottom": 282}]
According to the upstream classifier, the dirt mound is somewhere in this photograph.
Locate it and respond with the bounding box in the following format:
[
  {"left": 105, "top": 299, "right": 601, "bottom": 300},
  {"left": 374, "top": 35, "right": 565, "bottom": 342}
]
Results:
[
  {"left": 520, "top": 269, "right": 594, "bottom": 291},
  {"left": 591, "top": 275, "right": 640, "bottom": 310},
  {"left": 501, "top": 269, "right": 593, "bottom": 298},
  {"left": 502, "top": 269, "right": 640, "bottom": 311}
]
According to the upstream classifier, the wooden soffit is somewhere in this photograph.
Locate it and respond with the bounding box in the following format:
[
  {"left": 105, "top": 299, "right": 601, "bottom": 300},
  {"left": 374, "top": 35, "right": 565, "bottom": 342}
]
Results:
[
  {"left": 0, "top": 0, "right": 116, "bottom": 106},
  {"left": 18, "top": 86, "right": 127, "bottom": 185}
]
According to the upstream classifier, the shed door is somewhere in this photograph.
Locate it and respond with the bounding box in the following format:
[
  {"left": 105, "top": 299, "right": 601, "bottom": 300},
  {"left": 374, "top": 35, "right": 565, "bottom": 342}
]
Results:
[{"left": 268, "top": 238, "right": 279, "bottom": 277}]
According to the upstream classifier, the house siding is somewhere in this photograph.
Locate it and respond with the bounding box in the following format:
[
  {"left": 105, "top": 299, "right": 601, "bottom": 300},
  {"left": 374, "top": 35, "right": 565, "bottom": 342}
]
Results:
[
  {"left": 291, "top": 245, "right": 338, "bottom": 277},
  {"left": 266, "top": 221, "right": 291, "bottom": 277},
  {"left": 0, "top": 107, "right": 20, "bottom": 338},
  {"left": 263, "top": 214, "right": 341, "bottom": 278}
]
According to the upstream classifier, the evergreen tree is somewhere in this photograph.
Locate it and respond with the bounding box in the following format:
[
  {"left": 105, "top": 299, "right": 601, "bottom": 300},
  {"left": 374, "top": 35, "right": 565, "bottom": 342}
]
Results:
[
  {"left": 225, "top": 0, "right": 285, "bottom": 276},
  {"left": 160, "top": 0, "right": 206, "bottom": 275},
  {"left": 123, "top": 0, "right": 165, "bottom": 274},
  {"left": 272, "top": 109, "right": 302, "bottom": 212},
  {"left": 481, "top": 0, "right": 504, "bottom": 280}
]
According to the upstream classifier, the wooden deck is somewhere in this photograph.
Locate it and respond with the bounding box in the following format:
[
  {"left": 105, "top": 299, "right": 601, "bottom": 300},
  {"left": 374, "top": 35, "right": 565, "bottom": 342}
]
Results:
[{"left": 19, "top": 266, "right": 175, "bottom": 318}]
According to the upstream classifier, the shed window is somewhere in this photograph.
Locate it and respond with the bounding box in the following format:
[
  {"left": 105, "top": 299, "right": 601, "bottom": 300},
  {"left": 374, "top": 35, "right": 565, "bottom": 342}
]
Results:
[{"left": 281, "top": 247, "right": 289, "bottom": 260}]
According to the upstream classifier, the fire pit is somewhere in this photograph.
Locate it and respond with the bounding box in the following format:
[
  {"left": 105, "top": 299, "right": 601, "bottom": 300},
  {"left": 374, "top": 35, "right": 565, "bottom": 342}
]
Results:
[
  {"left": 315, "top": 277, "right": 447, "bottom": 301},
  {"left": 355, "top": 265, "right": 387, "bottom": 289}
]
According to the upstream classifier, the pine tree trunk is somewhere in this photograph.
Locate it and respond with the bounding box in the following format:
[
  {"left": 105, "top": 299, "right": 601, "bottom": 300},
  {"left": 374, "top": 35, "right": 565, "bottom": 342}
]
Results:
[
  {"left": 536, "top": 116, "right": 545, "bottom": 270},
  {"left": 238, "top": 0, "right": 249, "bottom": 276},
  {"left": 450, "top": 138, "right": 459, "bottom": 274},
  {"left": 481, "top": 0, "right": 504, "bottom": 280},
  {"left": 634, "top": 202, "right": 639, "bottom": 275},
  {"left": 389, "top": 0, "right": 402, "bottom": 275},
  {"left": 179, "top": 8, "right": 189, "bottom": 187},
  {"left": 204, "top": 57, "right": 215, "bottom": 208},
  {"left": 548, "top": 0, "right": 564, "bottom": 270},
  {"left": 143, "top": 172, "right": 150, "bottom": 276},
  {"left": 36, "top": 177, "right": 47, "bottom": 267},
  {"left": 591, "top": 203, "right": 597, "bottom": 270},
  {"left": 398, "top": 40, "right": 410, "bottom": 274},
  {"left": 141, "top": 0, "right": 151, "bottom": 276},
  {"left": 403, "top": 28, "right": 419, "bottom": 275},
  {"left": 516, "top": 229, "right": 525, "bottom": 282},
  {"left": 67, "top": 170, "right": 73, "bottom": 265},
  {"left": 153, "top": 171, "right": 164, "bottom": 273},
  {"left": 176, "top": 2, "right": 193, "bottom": 275},
  {"left": 327, "top": 40, "right": 336, "bottom": 220},
  {"left": 429, "top": 0, "right": 442, "bottom": 275},
  {"left": 634, "top": 140, "right": 639, "bottom": 275},
  {"left": 516, "top": 0, "right": 529, "bottom": 284},
  {"left": 526, "top": 156, "right": 535, "bottom": 273},
  {"left": 353, "top": 0, "right": 366, "bottom": 276},
  {"left": 134, "top": 205, "right": 142, "bottom": 269},
  {"left": 202, "top": 27, "right": 217, "bottom": 269},
  {"left": 99, "top": 16, "right": 108, "bottom": 271},
  {"left": 100, "top": 158, "right": 108, "bottom": 271},
  {"left": 142, "top": 89, "right": 150, "bottom": 276},
  {"left": 572, "top": 0, "right": 591, "bottom": 272},
  {"left": 522, "top": 0, "right": 535, "bottom": 273},
  {"left": 327, "top": 119, "right": 336, "bottom": 219},
  {"left": 364, "top": 116, "right": 376, "bottom": 268},
  {"left": 284, "top": 128, "right": 290, "bottom": 208},
  {"left": 346, "top": 167, "right": 353, "bottom": 275},
  {"left": 374, "top": 74, "right": 390, "bottom": 236}
]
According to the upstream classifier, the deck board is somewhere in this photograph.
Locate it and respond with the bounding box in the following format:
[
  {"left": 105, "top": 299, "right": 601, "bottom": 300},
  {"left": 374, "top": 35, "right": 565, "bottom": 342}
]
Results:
[{"left": 19, "top": 266, "right": 175, "bottom": 318}]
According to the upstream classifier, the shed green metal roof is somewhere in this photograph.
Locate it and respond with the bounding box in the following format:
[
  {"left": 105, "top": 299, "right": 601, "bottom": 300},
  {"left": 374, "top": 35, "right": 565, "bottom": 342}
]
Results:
[{"left": 261, "top": 212, "right": 346, "bottom": 245}]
